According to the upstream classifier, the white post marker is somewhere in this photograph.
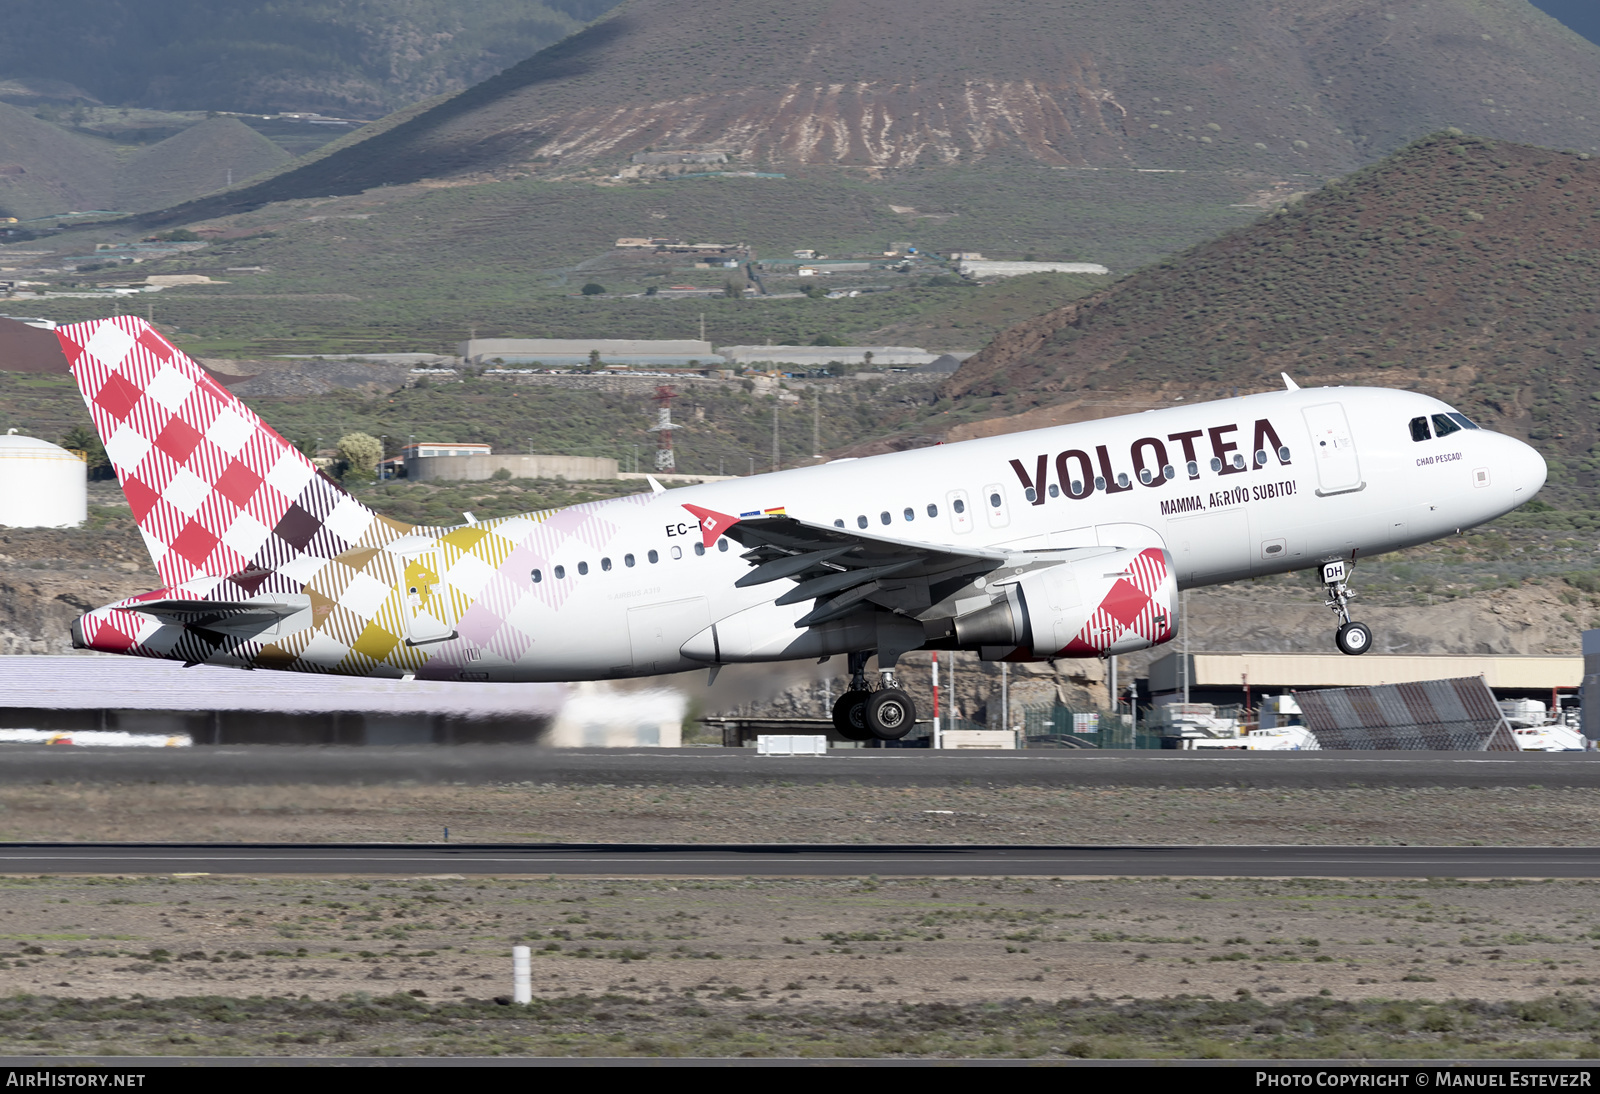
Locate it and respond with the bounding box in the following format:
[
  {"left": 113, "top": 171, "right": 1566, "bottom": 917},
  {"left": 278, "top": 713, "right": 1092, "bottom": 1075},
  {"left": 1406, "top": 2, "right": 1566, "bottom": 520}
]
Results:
[
  {"left": 931, "top": 651, "right": 941, "bottom": 750},
  {"left": 513, "top": 945, "right": 532, "bottom": 1004}
]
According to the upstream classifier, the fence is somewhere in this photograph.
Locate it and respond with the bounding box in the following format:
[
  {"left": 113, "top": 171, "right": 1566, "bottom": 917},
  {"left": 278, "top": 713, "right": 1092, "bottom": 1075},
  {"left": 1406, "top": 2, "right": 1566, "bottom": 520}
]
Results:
[{"left": 1018, "top": 702, "right": 1166, "bottom": 749}]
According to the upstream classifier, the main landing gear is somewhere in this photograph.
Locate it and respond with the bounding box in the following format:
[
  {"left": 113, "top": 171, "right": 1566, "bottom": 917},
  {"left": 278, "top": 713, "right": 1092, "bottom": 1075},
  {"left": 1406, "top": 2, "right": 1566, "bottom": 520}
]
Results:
[
  {"left": 1321, "top": 560, "right": 1373, "bottom": 656},
  {"left": 831, "top": 650, "right": 917, "bottom": 742}
]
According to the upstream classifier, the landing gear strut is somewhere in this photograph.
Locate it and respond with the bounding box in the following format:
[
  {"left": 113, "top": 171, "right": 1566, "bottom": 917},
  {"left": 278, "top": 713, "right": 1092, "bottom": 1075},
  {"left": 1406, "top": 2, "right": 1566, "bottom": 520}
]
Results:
[
  {"left": 829, "top": 650, "right": 918, "bottom": 741},
  {"left": 1321, "top": 560, "right": 1373, "bottom": 656}
]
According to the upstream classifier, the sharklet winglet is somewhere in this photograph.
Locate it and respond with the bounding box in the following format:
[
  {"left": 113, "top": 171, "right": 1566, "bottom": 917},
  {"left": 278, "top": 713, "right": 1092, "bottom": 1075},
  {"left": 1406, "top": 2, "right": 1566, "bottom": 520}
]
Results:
[
  {"left": 1282, "top": 372, "right": 1300, "bottom": 391},
  {"left": 646, "top": 475, "right": 666, "bottom": 495}
]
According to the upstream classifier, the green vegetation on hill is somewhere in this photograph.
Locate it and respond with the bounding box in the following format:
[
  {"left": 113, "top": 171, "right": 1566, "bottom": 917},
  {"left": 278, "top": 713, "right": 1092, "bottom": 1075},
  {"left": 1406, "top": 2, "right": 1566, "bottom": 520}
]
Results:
[
  {"left": 20, "top": 165, "right": 1235, "bottom": 353},
  {"left": 17, "top": 275, "right": 1104, "bottom": 359},
  {"left": 0, "top": 369, "right": 943, "bottom": 484}
]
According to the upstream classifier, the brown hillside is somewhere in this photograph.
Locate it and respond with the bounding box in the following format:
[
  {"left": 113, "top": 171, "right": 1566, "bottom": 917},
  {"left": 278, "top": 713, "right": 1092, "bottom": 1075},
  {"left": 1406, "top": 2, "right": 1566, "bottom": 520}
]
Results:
[
  {"left": 938, "top": 133, "right": 1600, "bottom": 503},
  {"left": 146, "top": 0, "right": 1600, "bottom": 221}
]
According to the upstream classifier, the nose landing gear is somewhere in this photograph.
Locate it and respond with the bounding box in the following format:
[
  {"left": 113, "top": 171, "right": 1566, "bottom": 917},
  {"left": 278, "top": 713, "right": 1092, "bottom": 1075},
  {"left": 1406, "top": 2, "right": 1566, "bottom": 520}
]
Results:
[
  {"left": 1322, "top": 560, "right": 1373, "bottom": 656},
  {"left": 830, "top": 649, "right": 918, "bottom": 741}
]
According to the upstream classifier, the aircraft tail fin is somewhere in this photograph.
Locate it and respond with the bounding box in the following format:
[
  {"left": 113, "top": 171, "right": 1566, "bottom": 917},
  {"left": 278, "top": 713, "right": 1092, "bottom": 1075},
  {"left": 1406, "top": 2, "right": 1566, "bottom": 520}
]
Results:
[{"left": 56, "top": 316, "right": 409, "bottom": 590}]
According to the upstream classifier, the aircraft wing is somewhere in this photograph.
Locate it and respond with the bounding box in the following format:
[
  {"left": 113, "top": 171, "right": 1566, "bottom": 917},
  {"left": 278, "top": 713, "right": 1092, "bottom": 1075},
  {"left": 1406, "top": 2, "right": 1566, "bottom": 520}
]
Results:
[{"left": 683, "top": 505, "right": 1004, "bottom": 627}]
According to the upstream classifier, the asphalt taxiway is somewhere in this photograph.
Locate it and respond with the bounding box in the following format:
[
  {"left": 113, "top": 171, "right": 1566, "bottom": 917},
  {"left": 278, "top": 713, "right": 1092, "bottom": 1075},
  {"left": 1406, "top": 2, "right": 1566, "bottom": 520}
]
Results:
[
  {"left": 2, "top": 842, "right": 1597, "bottom": 877},
  {"left": 0, "top": 745, "right": 1595, "bottom": 788}
]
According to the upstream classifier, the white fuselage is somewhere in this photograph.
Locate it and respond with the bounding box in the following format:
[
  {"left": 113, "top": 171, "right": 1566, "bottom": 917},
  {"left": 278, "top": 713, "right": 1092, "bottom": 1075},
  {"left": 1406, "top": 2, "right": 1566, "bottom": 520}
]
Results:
[{"left": 413, "top": 385, "right": 1544, "bottom": 683}]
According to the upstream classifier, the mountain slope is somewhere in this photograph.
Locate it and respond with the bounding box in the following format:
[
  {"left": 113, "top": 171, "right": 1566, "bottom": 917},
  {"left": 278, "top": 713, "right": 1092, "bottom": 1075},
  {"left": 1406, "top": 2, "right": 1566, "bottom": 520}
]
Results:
[
  {"left": 936, "top": 133, "right": 1600, "bottom": 505},
  {"left": 0, "top": 1, "right": 623, "bottom": 118},
  {"left": 0, "top": 101, "right": 116, "bottom": 219},
  {"left": 142, "top": 0, "right": 1600, "bottom": 222},
  {"left": 117, "top": 117, "right": 291, "bottom": 213}
]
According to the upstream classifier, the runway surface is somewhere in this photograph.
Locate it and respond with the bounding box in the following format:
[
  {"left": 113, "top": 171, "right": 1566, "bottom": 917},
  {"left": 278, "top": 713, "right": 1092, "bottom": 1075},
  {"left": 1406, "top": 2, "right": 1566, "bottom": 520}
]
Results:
[
  {"left": 0, "top": 745, "right": 1596, "bottom": 788},
  {"left": 3, "top": 842, "right": 1598, "bottom": 877}
]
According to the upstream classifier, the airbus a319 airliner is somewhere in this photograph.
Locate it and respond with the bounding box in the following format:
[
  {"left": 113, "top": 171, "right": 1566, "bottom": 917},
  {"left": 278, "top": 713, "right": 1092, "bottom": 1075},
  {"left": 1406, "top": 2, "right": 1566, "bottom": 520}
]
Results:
[{"left": 59, "top": 317, "right": 1545, "bottom": 740}]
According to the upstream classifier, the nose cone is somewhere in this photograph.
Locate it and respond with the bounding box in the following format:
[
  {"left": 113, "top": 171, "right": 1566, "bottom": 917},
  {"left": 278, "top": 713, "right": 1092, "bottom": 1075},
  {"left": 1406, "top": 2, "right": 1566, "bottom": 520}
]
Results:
[{"left": 1508, "top": 436, "right": 1548, "bottom": 503}]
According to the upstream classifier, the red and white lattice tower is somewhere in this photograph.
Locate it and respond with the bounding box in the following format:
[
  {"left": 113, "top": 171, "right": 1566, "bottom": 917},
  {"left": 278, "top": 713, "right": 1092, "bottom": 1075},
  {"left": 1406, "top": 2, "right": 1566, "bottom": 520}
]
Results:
[{"left": 648, "top": 385, "right": 676, "bottom": 472}]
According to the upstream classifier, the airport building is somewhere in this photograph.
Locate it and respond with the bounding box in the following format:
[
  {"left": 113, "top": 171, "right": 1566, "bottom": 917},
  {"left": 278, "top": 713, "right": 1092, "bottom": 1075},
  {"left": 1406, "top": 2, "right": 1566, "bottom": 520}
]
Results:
[
  {"left": 457, "top": 338, "right": 724, "bottom": 368},
  {"left": 1145, "top": 651, "right": 1582, "bottom": 712},
  {"left": 718, "top": 345, "right": 965, "bottom": 368},
  {"left": 400, "top": 442, "right": 620, "bottom": 483}
]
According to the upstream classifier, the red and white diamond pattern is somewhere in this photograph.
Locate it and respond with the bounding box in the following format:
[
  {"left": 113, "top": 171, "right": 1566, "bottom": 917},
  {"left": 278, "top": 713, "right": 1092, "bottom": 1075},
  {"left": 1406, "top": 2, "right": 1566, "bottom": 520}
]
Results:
[
  {"left": 57, "top": 317, "right": 393, "bottom": 592},
  {"left": 1061, "top": 547, "right": 1175, "bottom": 656}
]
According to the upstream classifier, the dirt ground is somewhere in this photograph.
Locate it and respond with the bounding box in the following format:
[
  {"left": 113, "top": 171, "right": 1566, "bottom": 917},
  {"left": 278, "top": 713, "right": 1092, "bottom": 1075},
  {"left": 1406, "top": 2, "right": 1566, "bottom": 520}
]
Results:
[
  {"left": 1, "top": 874, "right": 1600, "bottom": 1057},
  {"left": 3, "top": 783, "right": 1600, "bottom": 1057},
  {"left": 0, "top": 781, "right": 1594, "bottom": 846}
]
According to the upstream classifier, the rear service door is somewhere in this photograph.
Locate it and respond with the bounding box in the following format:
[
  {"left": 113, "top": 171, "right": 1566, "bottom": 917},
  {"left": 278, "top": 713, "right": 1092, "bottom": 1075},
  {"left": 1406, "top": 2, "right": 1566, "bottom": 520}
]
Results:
[
  {"left": 1301, "top": 402, "right": 1364, "bottom": 495},
  {"left": 404, "top": 552, "right": 457, "bottom": 645}
]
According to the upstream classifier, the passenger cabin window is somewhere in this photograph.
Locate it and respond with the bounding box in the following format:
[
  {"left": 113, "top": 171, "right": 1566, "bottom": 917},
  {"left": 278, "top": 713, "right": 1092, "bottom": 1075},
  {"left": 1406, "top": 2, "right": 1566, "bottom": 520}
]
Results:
[
  {"left": 531, "top": 568, "right": 542, "bottom": 583},
  {"left": 577, "top": 561, "right": 589, "bottom": 575},
  {"left": 880, "top": 511, "right": 891, "bottom": 525},
  {"left": 952, "top": 499, "right": 965, "bottom": 514},
  {"left": 927, "top": 503, "right": 939, "bottom": 516},
  {"left": 1432, "top": 413, "right": 1462, "bottom": 439},
  {"left": 648, "top": 549, "right": 659, "bottom": 564},
  {"left": 601, "top": 557, "right": 612, "bottom": 571},
  {"left": 834, "top": 519, "right": 845, "bottom": 528},
  {"left": 1410, "top": 416, "right": 1431, "bottom": 442},
  {"left": 718, "top": 538, "right": 729, "bottom": 552},
  {"left": 857, "top": 515, "right": 868, "bottom": 528},
  {"left": 625, "top": 554, "right": 635, "bottom": 567},
  {"left": 694, "top": 542, "right": 706, "bottom": 556},
  {"left": 554, "top": 565, "right": 566, "bottom": 579},
  {"left": 903, "top": 507, "right": 915, "bottom": 521},
  {"left": 1047, "top": 485, "right": 1059, "bottom": 498}
]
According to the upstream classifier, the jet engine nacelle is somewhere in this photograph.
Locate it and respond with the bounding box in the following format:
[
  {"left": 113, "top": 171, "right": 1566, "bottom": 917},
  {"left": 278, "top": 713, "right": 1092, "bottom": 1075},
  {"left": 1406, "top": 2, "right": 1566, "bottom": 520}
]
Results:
[{"left": 954, "top": 546, "right": 1178, "bottom": 659}]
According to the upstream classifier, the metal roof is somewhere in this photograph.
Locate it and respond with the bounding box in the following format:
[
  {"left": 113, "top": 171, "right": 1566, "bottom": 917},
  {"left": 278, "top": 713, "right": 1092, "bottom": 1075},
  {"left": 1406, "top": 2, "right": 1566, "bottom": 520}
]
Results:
[
  {"left": 1295, "top": 677, "right": 1518, "bottom": 751},
  {"left": 1149, "top": 652, "right": 1581, "bottom": 692},
  {"left": 0, "top": 656, "right": 567, "bottom": 716}
]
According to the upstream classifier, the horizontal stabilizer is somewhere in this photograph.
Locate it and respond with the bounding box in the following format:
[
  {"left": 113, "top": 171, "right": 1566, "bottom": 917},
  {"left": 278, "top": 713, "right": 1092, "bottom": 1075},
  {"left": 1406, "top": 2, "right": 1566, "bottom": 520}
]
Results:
[{"left": 120, "top": 596, "right": 310, "bottom": 622}]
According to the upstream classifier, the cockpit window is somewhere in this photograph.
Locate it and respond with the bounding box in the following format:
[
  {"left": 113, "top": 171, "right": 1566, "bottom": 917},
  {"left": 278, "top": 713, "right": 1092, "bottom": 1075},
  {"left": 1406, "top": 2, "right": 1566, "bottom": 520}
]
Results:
[
  {"left": 1447, "top": 412, "right": 1479, "bottom": 430},
  {"left": 1431, "top": 413, "right": 1462, "bottom": 439},
  {"left": 1409, "top": 416, "right": 1431, "bottom": 442}
]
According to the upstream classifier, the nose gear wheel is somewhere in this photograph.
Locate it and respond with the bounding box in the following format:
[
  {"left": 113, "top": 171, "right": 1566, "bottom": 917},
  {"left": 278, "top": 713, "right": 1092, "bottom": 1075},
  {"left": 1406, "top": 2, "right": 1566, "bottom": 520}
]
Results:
[{"left": 1321, "top": 560, "right": 1372, "bottom": 656}]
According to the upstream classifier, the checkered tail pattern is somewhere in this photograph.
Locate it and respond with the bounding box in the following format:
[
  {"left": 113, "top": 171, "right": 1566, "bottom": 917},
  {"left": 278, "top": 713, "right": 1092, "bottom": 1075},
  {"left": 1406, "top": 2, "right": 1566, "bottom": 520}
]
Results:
[{"left": 58, "top": 317, "right": 415, "bottom": 661}]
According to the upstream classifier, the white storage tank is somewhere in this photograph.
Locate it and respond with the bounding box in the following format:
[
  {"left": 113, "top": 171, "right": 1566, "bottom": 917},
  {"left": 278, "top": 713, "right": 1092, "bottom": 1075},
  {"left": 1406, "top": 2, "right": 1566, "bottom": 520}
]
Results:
[{"left": 0, "top": 430, "right": 87, "bottom": 528}]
